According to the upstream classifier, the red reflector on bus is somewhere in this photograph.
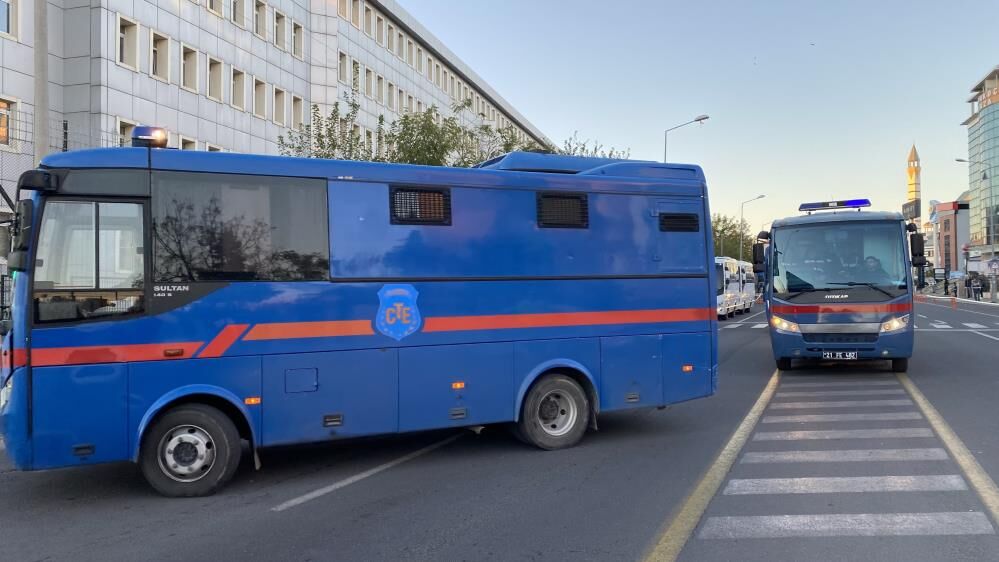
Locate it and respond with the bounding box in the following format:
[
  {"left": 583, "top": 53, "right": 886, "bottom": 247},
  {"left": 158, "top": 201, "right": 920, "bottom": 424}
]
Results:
[{"left": 244, "top": 397, "right": 262, "bottom": 405}]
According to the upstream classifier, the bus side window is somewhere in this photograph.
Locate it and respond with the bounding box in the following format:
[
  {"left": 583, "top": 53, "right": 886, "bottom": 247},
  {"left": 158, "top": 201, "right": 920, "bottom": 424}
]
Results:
[{"left": 34, "top": 201, "right": 145, "bottom": 323}]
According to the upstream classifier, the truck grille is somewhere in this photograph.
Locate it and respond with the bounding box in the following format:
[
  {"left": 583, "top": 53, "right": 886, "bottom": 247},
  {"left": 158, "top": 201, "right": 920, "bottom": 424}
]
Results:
[{"left": 802, "top": 333, "right": 878, "bottom": 344}]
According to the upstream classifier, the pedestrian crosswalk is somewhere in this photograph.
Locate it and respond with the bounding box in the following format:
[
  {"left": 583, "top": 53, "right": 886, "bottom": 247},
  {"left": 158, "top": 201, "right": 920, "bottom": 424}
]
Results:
[{"left": 685, "top": 375, "right": 997, "bottom": 555}]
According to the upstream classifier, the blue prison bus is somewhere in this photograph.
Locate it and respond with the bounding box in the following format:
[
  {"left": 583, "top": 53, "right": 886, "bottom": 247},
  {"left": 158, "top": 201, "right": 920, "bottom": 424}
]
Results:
[
  {"left": 0, "top": 129, "right": 718, "bottom": 496},
  {"left": 752, "top": 199, "right": 925, "bottom": 373}
]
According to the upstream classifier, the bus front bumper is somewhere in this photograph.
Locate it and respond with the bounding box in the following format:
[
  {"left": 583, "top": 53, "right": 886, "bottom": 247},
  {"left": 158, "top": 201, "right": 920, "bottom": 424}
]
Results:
[{"left": 770, "top": 328, "right": 913, "bottom": 361}]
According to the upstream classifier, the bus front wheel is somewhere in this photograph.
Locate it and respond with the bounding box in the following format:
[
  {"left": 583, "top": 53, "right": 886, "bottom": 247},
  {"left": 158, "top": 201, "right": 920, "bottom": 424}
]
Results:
[
  {"left": 139, "top": 403, "right": 242, "bottom": 497},
  {"left": 892, "top": 358, "right": 909, "bottom": 373},
  {"left": 776, "top": 358, "right": 793, "bottom": 371},
  {"left": 517, "top": 374, "right": 590, "bottom": 450}
]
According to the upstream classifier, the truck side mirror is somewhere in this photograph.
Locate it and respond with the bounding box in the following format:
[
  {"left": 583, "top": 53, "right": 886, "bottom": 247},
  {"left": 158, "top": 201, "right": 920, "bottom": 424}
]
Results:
[{"left": 0, "top": 227, "right": 10, "bottom": 260}]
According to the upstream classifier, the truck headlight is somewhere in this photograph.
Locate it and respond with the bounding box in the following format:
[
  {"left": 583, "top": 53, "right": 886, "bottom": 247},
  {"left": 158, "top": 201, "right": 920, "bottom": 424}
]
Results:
[
  {"left": 880, "top": 315, "right": 910, "bottom": 333},
  {"left": 771, "top": 315, "right": 800, "bottom": 333}
]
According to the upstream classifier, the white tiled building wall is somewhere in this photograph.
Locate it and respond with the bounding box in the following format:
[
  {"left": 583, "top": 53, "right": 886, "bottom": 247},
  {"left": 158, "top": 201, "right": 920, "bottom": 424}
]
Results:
[{"left": 0, "top": 0, "right": 547, "bottom": 200}]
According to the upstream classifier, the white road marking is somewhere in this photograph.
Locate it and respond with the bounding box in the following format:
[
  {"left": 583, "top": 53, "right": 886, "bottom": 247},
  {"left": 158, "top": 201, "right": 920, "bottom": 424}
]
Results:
[
  {"left": 753, "top": 428, "right": 933, "bottom": 441},
  {"left": 918, "top": 314, "right": 929, "bottom": 319},
  {"left": 737, "top": 310, "right": 765, "bottom": 323},
  {"left": 723, "top": 474, "right": 967, "bottom": 495},
  {"left": 775, "top": 389, "right": 906, "bottom": 398},
  {"left": 779, "top": 380, "right": 899, "bottom": 388},
  {"left": 973, "top": 331, "right": 999, "bottom": 342},
  {"left": 770, "top": 398, "right": 913, "bottom": 409},
  {"left": 751, "top": 323, "right": 768, "bottom": 329},
  {"left": 271, "top": 434, "right": 462, "bottom": 512},
  {"left": 761, "top": 412, "right": 922, "bottom": 423},
  {"left": 740, "top": 448, "right": 949, "bottom": 464},
  {"left": 930, "top": 323, "right": 952, "bottom": 329},
  {"left": 722, "top": 324, "right": 742, "bottom": 329},
  {"left": 964, "top": 323, "right": 989, "bottom": 329},
  {"left": 698, "top": 512, "right": 994, "bottom": 539}
]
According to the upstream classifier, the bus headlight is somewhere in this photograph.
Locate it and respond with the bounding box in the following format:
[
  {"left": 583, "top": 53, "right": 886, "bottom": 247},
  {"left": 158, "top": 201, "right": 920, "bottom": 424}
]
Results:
[
  {"left": 771, "top": 315, "right": 800, "bottom": 333},
  {"left": 880, "top": 315, "right": 910, "bottom": 333}
]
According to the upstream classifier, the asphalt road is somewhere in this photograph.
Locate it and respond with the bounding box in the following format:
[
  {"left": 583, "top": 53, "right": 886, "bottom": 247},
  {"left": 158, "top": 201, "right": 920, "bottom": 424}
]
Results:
[{"left": 4, "top": 302, "right": 999, "bottom": 561}]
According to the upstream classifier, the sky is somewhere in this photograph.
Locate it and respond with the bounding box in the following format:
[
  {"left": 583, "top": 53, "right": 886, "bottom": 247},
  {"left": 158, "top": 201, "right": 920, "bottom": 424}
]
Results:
[{"left": 397, "top": 0, "right": 999, "bottom": 232}]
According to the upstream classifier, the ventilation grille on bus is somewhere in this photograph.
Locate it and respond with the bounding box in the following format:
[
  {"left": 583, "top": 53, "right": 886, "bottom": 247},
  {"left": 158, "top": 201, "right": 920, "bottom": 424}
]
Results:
[
  {"left": 537, "top": 192, "right": 589, "bottom": 228},
  {"left": 659, "top": 213, "right": 700, "bottom": 232},
  {"left": 390, "top": 187, "right": 452, "bottom": 225}
]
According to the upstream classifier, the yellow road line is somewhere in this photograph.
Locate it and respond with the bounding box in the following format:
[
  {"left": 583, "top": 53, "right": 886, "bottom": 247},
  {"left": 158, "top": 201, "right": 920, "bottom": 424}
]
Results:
[
  {"left": 897, "top": 373, "right": 999, "bottom": 527},
  {"left": 644, "top": 370, "right": 780, "bottom": 562}
]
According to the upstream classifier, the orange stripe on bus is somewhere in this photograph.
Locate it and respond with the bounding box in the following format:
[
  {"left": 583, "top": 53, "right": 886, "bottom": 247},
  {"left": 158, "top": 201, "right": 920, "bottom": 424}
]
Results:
[
  {"left": 197, "top": 324, "right": 250, "bottom": 358},
  {"left": 242, "top": 320, "right": 375, "bottom": 341},
  {"left": 423, "top": 307, "right": 714, "bottom": 333},
  {"left": 31, "top": 342, "right": 204, "bottom": 367}
]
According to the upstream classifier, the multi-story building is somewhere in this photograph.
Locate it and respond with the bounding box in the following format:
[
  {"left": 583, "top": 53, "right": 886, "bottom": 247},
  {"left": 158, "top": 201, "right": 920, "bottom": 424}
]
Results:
[
  {"left": 963, "top": 66, "right": 999, "bottom": 262},
  {"left": 0, "top": 0, "right": 548, "bottom": 205},
  {"left": 934, "top": 196, "right": 970, "bottom": 274}
]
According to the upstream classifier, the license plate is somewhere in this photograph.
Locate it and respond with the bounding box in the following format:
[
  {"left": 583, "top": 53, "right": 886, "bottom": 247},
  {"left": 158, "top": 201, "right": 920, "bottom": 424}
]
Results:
[{"left": 822, "top": 351, "right": 858, "bottom": 360}]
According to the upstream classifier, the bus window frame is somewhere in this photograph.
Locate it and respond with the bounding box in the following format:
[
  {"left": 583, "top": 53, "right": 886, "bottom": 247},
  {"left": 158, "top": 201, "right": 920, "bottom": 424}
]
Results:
[{"left": 29, "top": 194, "right": 152, "bottom": 328}]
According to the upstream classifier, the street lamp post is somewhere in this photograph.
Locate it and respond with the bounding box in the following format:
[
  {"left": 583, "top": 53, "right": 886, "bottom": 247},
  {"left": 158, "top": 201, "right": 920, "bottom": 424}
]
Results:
[
  {"left": 739, "top": 195, "right": 766, "bottom": 263},
  {"left": 956, "top": 158, "right": 997, "bottom": 302},
  {"left": 664, "top": 114, "right": 709, "bottom": 163}
]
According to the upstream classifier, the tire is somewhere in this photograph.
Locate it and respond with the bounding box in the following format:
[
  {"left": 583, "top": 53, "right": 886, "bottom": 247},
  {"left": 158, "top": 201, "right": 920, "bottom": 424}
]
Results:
[
  {"left": 139, "top": 404, "right": 242, "bottom": 497},
  {"left": 727, "top": 309, "right": 735, "bottom": 318},
  {"left": 776, "top": 357, "right": 793, "bottom": 371},
  {"left": 517, "top": 374, "right": 590, "bottom": 450},
  {"left": 892, "top": 358, "right": 909, "bottom": 373},
  {"left": 718, "top": 314, "right": 726, "bottom": 321}
]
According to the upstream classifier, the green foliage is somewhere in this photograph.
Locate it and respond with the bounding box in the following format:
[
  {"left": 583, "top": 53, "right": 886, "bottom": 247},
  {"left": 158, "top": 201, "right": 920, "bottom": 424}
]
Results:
[
  {"left": 279, "top": 94, "right": 626, "bottom": 168},
  {"left": 712, "top": 213, "right": 754, "bottom": 260}
]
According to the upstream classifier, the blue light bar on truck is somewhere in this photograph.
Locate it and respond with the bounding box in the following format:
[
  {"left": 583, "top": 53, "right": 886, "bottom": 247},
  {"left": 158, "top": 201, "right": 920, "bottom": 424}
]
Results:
[{"left": 798, "top": 199, "right": 872, "bottom": 212}]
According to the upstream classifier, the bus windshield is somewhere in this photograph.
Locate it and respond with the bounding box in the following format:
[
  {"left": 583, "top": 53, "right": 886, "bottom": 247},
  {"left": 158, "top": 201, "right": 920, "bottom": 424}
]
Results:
[{"left": 771, "top": 221, "right": 907, "bottom": 302}]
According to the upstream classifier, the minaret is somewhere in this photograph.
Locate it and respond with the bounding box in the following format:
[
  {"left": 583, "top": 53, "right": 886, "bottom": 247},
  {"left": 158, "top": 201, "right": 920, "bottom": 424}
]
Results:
[{"left": 907, "top": 144, "right": 921, "bottom": 202}]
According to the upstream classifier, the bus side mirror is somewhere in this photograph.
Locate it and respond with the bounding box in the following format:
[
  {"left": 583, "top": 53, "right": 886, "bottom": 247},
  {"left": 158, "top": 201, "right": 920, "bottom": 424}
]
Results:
[
  {"left": 909, "top": 232, "right": 925, "bottom": 259},
  {"left": 752, "top": 242, "right": 765, "bottom": 272},
  {"left": 7, "top": 199, "right": 32, "bottom": 272}
]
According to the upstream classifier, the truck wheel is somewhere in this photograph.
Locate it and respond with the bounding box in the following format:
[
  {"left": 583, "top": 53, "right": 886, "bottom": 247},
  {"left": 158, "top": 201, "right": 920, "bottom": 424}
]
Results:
[
  {"left": 776, "top": 357, "right": 793, "bottom": 371},
  {"left": 140, "top": 404, "right": 242, "bottom": 497},
  {"left": 517, "top": 374, "right": 590, "bottom": 450},
  {"left": 892, "top": 358, "right": 909, "bottom": 373}
]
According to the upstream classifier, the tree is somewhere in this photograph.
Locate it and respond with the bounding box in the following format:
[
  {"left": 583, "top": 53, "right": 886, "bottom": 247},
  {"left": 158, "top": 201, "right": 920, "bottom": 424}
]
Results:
[
  {"left": 712, "top": 213, "right": 754, "bottom": 260},
  {"left": 557, "top": 131, "right": 630, "bottom": 159},
  {"left": 277, "top": 90, "right": 383, "bottom": 162}
]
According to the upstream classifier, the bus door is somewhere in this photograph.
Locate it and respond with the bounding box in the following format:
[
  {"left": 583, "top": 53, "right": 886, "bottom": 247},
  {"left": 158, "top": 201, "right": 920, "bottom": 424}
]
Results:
[{"left": 29, "top": 197, "right": 148, "bottom": 467}]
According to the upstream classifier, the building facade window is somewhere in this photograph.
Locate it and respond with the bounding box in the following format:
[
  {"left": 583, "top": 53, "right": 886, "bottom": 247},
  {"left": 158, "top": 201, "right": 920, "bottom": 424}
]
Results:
[
  {"left": 117, "top": 117, "right": 136, "bottom": 147},
  {"left": 253, "top": 78, "right": 267, "bottom": 118},
  {"left": 117, "top": 14, "right": 139, "bottom": 70},
  {"left": 273, "top": 10, "right": 286, "bottom": 49},
  {"left": 180, "top": 137, "right": 197, "bottom": 150},
  {"left": 387, "top": 24, "right": 394, "bottom": 51},
  {"left": 231, "top": 68, "right": 246, "bottom": 110},
  {"left": 363, "top": 6, "right": 372, "bottom": 35},
  {"left": 417, "top": 48, "right": 423, "bottom": 73},
  {"left": 338, "top": 52, "right": 348, "bottom": 83},
  {"left": 350, "top": 0, "right": 359, "bottom": 27},
  {"left": 364, "top": 68, "right": 373, "bottom": 97},
  {"left": 0, "top": 0, "right": 17, "bottom": 37},
  {"left": 407, "top": 40, "right": 414, "bottom": 66},
  {"left": 292, "top": 95, "right": 304, "bottom": 129},
  {"left": 376, "top": 16, "right": 384, "bottom": 44},
  {"left": 231, "top": 0, "right": 245, "bottom": 26},
  {"left": 273, "top": 87, "right": 286, "bottom": 125},
  {"left": 376, "top": 75, "right": 384, "bottom": 103},
  {"left": 181, "top": 45, "right": 198, "bottom": 91},
  {"left": 207, "top": 56, "right": 223, "bottom": 101},
  {"left": 254, "top": 0, "right": 266, "bottom": 37},
  {"left": 396, "top": 31, "right": 403, "bottom": 58},
  {"left": 0, "top": 98, "right": 14, "bottom": 145},
  {"left": 292, "top": 22, "right": 303, "bottom": 58},
  {"left": 337, "top": 0, "right": 347, "bottom": 19},
  {"left": 207, "top": 0, "right": 222, "bottom": 17},
  {"left": 206, "top": 144, "right": 222, "bottom": 152},
  {"left": 150, "top": 31, "right": 169, "bottom": 82},
  {"left": 387, "top": 83, "right": 395, "bottom": 110},
  {"left": 351, "top": 60, "right": 360, "bottom": 91}
]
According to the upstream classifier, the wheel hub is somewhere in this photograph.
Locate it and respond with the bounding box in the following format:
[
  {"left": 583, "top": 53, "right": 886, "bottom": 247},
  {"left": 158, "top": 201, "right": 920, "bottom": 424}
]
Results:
[
  {"left": 536, "top": 390, "right": 578, "bottom": 437},
  {"left": 157, "top": 424, "right": 216, "bottom": 483}
]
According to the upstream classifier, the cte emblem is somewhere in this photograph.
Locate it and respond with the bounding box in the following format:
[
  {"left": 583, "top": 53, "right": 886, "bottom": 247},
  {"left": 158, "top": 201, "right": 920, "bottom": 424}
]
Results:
[{"left": 376, "top": 284, "right": 422, "bottom": 341}]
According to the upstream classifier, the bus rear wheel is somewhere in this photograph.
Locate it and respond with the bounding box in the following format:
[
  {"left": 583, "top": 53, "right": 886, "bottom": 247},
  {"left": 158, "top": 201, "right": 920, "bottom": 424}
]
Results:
[
  {"left": 892, "top": 358, "right": 909, "bottom": 373},
  {"left": 140, "top": 404, "right": 242, "bottom": 497},
  {"left": 517, "top": 374, "right": 590, "bottom": 450}
]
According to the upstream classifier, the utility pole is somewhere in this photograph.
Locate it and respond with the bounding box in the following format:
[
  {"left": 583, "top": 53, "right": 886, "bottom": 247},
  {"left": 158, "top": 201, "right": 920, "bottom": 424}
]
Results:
[{"left": 33, "top": 0, "right": 49, "bottom": 166}]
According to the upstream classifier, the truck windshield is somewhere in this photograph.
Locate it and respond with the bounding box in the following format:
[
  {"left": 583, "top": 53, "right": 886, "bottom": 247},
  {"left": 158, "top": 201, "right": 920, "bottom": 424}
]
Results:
[
  {"left": 715, "top": 263, "right": 724, "bottom": 295},
  {"left": 771, "top": 221, "right": 907, "bottom": 302}
]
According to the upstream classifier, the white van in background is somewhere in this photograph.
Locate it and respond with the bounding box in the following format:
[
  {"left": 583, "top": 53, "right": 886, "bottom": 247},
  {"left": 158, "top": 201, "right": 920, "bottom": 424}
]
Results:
[
  {"left": 715, "top": 257, "right": 739, "bottom": 319},
  {"left": 736, "top": 260, "right": 756, "bottom": 314}
]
